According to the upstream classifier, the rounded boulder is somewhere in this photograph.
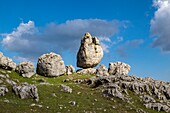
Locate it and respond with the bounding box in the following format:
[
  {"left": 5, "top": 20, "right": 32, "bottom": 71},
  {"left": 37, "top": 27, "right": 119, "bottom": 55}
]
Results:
[{"left": 36, "top": 52, "right": 66, "bottom": 77}]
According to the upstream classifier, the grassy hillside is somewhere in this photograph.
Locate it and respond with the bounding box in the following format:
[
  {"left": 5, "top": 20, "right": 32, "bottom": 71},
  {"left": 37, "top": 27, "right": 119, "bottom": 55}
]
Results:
[{"left": 0, "top": 69, "right": 166, "bottom": 113}]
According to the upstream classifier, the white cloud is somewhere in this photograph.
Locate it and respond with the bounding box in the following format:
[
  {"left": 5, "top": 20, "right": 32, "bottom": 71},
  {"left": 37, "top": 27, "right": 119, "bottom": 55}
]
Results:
[
  {"left": 1, "top": 19, "right": 125, "bottom": 60},
  {"left": 13, "top": 56, "right": 29, "bottom": 63},
  {"left": 99, "top": 36, "right": 124, "bottom": 53},
  {"left": 99, "top": 36, "right": 111, "bottom": 42},
  {"left": 151, "top": 0, "right": 170, "bottom": 52},
  {"left": 100, "top": 42, "right": 110, "bottom": 53}
]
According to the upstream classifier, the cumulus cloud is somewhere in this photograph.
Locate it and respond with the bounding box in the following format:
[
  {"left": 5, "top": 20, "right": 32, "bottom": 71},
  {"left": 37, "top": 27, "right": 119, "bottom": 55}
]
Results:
[
  {"left": 1, "top": 19, "right": 124, "bottom": 62},
  {"left": 99, "top": 36, "right": 124, "bottom": 53},
  {"left": 116, "top": 39, "right": 144, "bottom": 57},
  {"left": 151, "top": 0, "right": 170, "bottom": 52}
]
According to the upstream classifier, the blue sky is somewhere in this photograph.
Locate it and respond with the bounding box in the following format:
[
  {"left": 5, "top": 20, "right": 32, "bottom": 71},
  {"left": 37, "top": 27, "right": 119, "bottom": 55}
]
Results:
[{"left": 0, "top": 0, "right": 170, "bottom": 81}]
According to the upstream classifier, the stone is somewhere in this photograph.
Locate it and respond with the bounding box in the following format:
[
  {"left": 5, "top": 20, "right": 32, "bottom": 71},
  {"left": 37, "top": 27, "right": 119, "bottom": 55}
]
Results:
[
  {"left": 141, "top": 95, "right": 156, "bottom": 103},
  {"left": 87, "top": 76, "right": 112, "bottom": 88},
  {"left": 60, "top": 84, "right": 72, "bottom": 93},
  {"left": 6, "top": 79, "right": 17, "bottom": 86},
  {"left": 0, "top": 74, "right": 6, "bottom": 79},
  {"left": 103, "top": 85, "right": 124, "bottom": 100},
  {"left": 144, "top": 103, "right": 170, "bottom": 112},
  {"left": 0, "top": 86, "right": 8, "bottom": 96},
  {"left": 77, "top": 32, "right": 103, "bottom": 68},
  {"left": 65, "top": 65, "right": 75, "bottom": 75},
  {"left": 69, "top": 101, "right": 76, "bottom": 106},
  {"left": 76, "top": 68, "right": 96, "bottom": 74},
  {"left": 13, "top": 83, "right": 39, "bottom": 101},
  {"left": 0, "top": 52, "right": 16, "bottom": 70},
  {"left": 15, "top": 62, "right": 35, "bottom": 78},
  {"left": 36, "top": 52, "right": 66, "bottom": 77},
  {"left": 96, "top": 64, "right": 109, "bottom": 77},
  {"left": 108, "top": 62, "right": 130, "bottom": 76}
]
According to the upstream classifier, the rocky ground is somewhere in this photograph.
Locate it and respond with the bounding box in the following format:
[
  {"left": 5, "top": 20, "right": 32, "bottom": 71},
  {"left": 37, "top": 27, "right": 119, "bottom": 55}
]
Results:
[
  {"left": 0, "top": 33, "right": 169, "bottom": 113},
  {"left": 0, "top": 68, "right": 169, "bottom": 113}
]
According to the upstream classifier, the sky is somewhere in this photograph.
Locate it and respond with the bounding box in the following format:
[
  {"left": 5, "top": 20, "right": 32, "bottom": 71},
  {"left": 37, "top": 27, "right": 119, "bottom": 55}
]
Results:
[{"left": 0, "top": 0, "right": 170, "bottom": 81}]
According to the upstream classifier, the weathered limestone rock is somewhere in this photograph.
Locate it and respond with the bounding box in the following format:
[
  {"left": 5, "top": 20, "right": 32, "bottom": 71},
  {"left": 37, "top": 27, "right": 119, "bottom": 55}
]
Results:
[
  {"left": 15, "top": 62, "right": 35, "bottom": 78},
  {"left": 13, "top": 83, "right": 39, "bottom": 101},
  {"left": 65, "top": 65, "right": 75, "bottom": 75},
  {"left": 84, "top": 69, "right": 170, "bottom": 113},
  {"left": 108, "top": 62, "right": 130, "bottom": 76},
  {"left": 103, "top": 84, "right": 125, "bottom": 100},
  {"left": 77, "top": 32, "right": 103, "bottom": 68},
  {"left": 60, "top": 84, "right": 72, "bottom": 93},
  {"left": 0, "top": 86, "right": 8, "bottom": 96},
  {"left": 36, "top": 52, "right": 66, "bottom": 77},
  {"left": 76, "top": 68, "right": 96, "bottom": 74},
  {"left": 96, "top": 64, "right": 109, "bottom": 77},
  {"left": 141, "top": 95, "right": 156, "bottom": 103},
  {"left": 0, "top": 52, "right": 16, "bottom": 70},
  {"left": 144, "top": 103, "right": 170, "bottom": 112}
]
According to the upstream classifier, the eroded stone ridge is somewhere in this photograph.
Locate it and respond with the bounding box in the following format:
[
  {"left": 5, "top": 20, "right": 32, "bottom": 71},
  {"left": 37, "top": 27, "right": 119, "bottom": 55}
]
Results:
[
  {"left": 77, "top": 32, "right": 103, "bottom": 68},
  {"left": 87, "top": 75, "right": 170, "bottom": 113},
  {"left": 0, "top": 52, "right": 16, "bottom": 70},
  {"left": 36, "top": 52, "right": 66, "bottom": 77},
  {"left": 96, "top": 64, "right": 109, "bottom": 77},
  {"left": 108, "top": 62, "right": 131, "bottom": 76}
]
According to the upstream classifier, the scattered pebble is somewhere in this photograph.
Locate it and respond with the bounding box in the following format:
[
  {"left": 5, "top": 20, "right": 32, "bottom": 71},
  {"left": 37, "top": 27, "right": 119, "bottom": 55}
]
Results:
[
  {"left": 4, "top": 99, "right": 9, "bottom": 103},
  {"left": 69, "top": 101, "right": 76, "bottom": 106},
  {"left": 77, "top": 92, "right": 81, "bottom": 95},
  {"left": 51, "top": 93, "right": 57, "bottom": 97},
  {"left": 63, "top": 79, "right": 70, "bottom": 82},
  {"left": 30, "top": 103, "right": 43, "bottom": 108}
]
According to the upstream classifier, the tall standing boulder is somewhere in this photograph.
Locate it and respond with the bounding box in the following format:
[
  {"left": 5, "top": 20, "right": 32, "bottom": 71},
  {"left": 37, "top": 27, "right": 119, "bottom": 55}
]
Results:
[
  {"left": 36, "top": 52, "right": 66, "bottom": 77},
  {"left": 77, "top": 32, "right": 103, "bottom": 68},
  {"left": 15, "top": 62, "right": 35, "bottom": 78},
  {"left": 0, "top": 52, "right": 16, "bottom": 70},
  {"left": 108, "top": 62, "right": 131, "bottom": 76}
]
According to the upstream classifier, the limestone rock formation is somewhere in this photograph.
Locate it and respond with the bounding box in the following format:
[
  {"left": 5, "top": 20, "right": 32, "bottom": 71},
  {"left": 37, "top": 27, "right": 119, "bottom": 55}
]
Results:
[
  {"left": 60, "top": 84, "right": 72, "bottom": 93},
  {"left": 15, "top": 62, "right": 35, "bottom": 78},
  {"left": 77, "top": 32, "right": 103, "bottom": 68},
  {"left": 0, "top": 86, "right": 8, "bottom": 96},
  {"left": 144, "top": 103, "right": 170, "bottom": 112},
  {"left": 0, "top": 52, "right": 16, "bottom": 70},
  {"left": 13, "top": 83, "right": 39, "bottom": 101},
  {"left": 36, "top": 52, "right": 66, "bottom": 77},
  {"left": 108, "top": 62, "right": 130, "bottom": 76},
  {"left": 65, "top": 65, "right": 75, "bottom": 75},
  {"left": 76, "top": 68, "right": 96, "bottom": 74},
  {"left": 86, "top": 75, "right": 170, "bottom": 113},
  {"left": 96, "top": 64, "right": 109, "bottom": 77}
]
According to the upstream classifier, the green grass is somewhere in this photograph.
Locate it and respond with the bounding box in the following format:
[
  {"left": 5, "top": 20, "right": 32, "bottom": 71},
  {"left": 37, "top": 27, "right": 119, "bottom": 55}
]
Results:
[{"left": 0, "top": 69, "right": 167, "bottom": 113}]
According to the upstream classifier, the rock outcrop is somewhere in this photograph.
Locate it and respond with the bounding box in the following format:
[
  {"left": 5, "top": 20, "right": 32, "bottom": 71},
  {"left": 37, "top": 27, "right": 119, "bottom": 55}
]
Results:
[
  {"left": 65, "top": 65, "right": 75, "bottom": 75},
  {"left": 77, "top": 68, "right": 96, "bottom": 74},
  {"left": 86, "top": 75, "right": 170, "bottom": 113},
  {"left": 60, "top": 84, "right": 72, "bottom": 93},
  {"left": 0, "top": 52, "right": 16, "bottom": 70},
  {"left": 77, "top": 32, "right": 103, "bottom": 68},
  {"left": 108, "top": 62, "right": 130, "bottom": 76},
  {"left": 36, "top": 52, "right": 66, "bottom": 77},
  {"left": 15, "top": 62, "right": 35, "bottom": 78},
  {"left": 13, "top": 83, "right": 39, "bottom": 101},
  {"left": 96, "top": 64, "right": 109, "bottom": 77},
  {"left": 0, "top": 86, "right": 8, "bottom": 96}
]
